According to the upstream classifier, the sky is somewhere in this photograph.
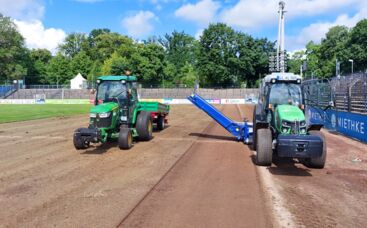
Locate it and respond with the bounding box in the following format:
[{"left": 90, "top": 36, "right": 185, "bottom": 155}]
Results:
[{"left": 1, "top": 0, "right": 367, "bottom": 53}]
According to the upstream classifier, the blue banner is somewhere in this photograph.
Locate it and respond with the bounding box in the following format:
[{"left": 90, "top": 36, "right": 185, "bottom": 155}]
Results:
[{"left": 306, "top": 106, "right": 367, "bottom": 143}]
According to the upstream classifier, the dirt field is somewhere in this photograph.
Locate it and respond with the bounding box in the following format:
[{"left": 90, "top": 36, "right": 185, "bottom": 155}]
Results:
[{"left": 0, "top": 105, "right": 366, "bottom": 227}]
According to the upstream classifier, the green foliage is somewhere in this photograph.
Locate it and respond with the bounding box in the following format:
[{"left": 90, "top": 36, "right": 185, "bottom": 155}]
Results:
[
  {"left": 0, "top": 14, "right": 28, "bottom": 83},
  {"left": 47, "top": 53, "right": 72, "bottom": 85},
  {"left": 348, "top": 19, "right": 367, "bottom": 72},
  {"left": 59, "top": 33, "right": 88, "bottom": 58},
  {"left": 102, "top": 52, "right": 130, "bottom": 75},
  {"left": 70, "top": 51, "right": 92, "bottom": 76},
  {"left": 131, "top": 43, "right": 165, "bottom": 84},
  {"left": 197, "top": 23, "right": 273, "bottom": 87},
  {"left": 179, "top": 62, "right": 197, "bottom": 87},
  {"left": 288, "top": 50, "right": 305, "bottom": 75},
  {"left": 27, "top": 49, "right": 52, "bottom": 84}
]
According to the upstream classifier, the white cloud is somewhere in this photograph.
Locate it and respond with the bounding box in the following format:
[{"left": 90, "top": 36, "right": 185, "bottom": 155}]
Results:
[
  {"left": 0, "top": 0, "right": 44, "bottom": 20},
  {"left": 14, "top": 19, "right": 66, "bottom": 53},
  {"left": 195, "top": 28, "right": 204, "bottom": 40},
  {"left": 221, "top": 0, "right": 359, "bottom": 30},
  {"left": 175, "top": 0, "right": 221, "bottom": 26},
  {"left": 287, "top": 3, "right": 367, "bottom": 50},
  {"left": 121, "top": 11, "right": 158, "bottom": 37}
]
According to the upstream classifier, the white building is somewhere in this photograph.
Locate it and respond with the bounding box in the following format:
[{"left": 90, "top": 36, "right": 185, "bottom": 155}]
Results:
[{"left": 70, "top": 73, "right": 87, "bottom": 89}]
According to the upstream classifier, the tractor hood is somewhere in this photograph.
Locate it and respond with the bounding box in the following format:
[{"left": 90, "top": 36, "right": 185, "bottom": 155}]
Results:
[
  {"left": 276, "top": 104, "right": 305, "bottom": 122},
  {"left": 90, "top": 102, "right": 118, "bottom": 114}
]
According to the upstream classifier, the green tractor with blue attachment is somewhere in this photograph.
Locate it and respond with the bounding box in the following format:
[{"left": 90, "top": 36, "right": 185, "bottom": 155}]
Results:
[
  {"left": 73, "top": 75, "right": 169, "bottom": 150},
  {"left": 253, "top": 73, "right": 327, "bottom": 168}
]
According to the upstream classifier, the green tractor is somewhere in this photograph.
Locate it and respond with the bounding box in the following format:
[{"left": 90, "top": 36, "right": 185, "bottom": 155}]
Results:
[
  {"left": 253, "top": 73, "right": 326, "bottom": 168},
  {"left": 73, "top": 75, "right": 170, "bottom": 150}
]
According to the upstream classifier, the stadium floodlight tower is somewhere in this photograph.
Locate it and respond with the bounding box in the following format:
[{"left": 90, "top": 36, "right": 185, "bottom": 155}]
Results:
[{"left": 276, "top": 1, "right": 286, "bottom": 73}]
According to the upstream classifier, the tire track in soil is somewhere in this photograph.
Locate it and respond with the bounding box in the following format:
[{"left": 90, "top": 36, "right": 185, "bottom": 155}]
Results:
[
  {"left": 118, "top": 104, "right": 272, "bottom": 228},
  {"left": 0, "top": 105, "right": 215, "bottom": 227}
]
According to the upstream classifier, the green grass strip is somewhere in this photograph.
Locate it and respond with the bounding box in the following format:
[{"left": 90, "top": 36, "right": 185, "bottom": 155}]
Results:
[{"left": 0, "top": 104, "right": 91, "bottom": 124}]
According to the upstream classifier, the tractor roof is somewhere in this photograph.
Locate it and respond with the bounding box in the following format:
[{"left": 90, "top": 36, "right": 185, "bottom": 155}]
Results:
[
  {"left": 98, "top": 75, "right": 137, "bottom": 81},
  {"left": 263, "top": 73, "right": 301, "bottom": 83}
]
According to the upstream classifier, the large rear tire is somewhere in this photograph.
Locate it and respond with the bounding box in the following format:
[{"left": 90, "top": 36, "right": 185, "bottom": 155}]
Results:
[
  {"left": 157, "top": 115, "right": 165, "bottom": 131},
  {"left": 136, "top": 111, "right": 153, "bottom": 141},
  {"left": 251, "top": 109, "right": 257, "bottom": 150},
  {"left": 118, "top": 128, "right": 133, "bottom": 150},
  {"left": 73, "top": 129, "right": 89, "bottom": 150},
  {"left": 256, "top": 128, "right": 272, "bottom": 166},
  {"left": 304, "top": 130, "right": 327, "bottom": 169}
]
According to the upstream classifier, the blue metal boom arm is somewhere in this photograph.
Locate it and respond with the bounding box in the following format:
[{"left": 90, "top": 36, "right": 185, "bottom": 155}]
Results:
[{"left": 187, "top": 94, "right": 251, "bottom": 143}]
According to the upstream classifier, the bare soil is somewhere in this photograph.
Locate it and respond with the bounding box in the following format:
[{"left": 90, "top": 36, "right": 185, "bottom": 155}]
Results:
[{"left": 0, "top": 105, "right": 366, "bottom": 228}]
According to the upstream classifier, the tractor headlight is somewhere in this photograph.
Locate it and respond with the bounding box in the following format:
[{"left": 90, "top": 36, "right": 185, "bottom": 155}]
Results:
[
  {"left": 300, "top": 121, "right": 306, "bottom": 127},
  {"left": 90, "top": 113, "right": 97, "bottom": 118},
  {"left": 99, "top": 112, "right": 111, "bottom": 118},
  {"left": 282, "top": 120, "right": 292, "bottom": 127},
  {"left": 282, "top": 128, "right": 289, "bottom": 133}
]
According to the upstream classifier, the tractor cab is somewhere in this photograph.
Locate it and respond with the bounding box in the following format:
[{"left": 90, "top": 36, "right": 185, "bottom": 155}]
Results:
[
  {"left": 92, "top": 75, "right": 138, "bottom": 126},
  {"left": 259, "top": 73, "right": 306, "bottom": 135}
]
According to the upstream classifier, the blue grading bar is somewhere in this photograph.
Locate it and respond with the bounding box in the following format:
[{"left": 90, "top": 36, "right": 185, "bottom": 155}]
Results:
[{"left": 187, "top": 94, "right": 252, "bottom": 143}]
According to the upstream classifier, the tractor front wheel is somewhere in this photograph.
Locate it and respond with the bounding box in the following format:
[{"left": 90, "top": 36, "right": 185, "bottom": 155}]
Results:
[
  {"left": 73, "top": 129, "right": 89, "bottom": 150},
  {"left": 118, "top": 128, "right": 133, "bottom": 150},
  {"left": 136, "top": 111, "right": 153, "bottom": 141},
  {"left": 256, "top": 128, "right": 273, "bottom": 166},
  {"left": 304, "top": 130, "right": 327, "bottom": 169},
  {"left": 157, "top": 115, "right": 165, "bottom": 130}
]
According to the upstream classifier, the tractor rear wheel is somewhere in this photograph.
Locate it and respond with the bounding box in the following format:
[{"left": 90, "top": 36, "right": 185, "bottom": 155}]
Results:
[
  {"left": 256, "top": 128, "right": 272, "bottom": 166},
  {"left": 118, "top": 128, "right": 133, "bottom": 150},
  {"left": 157, "top": 115, "right": 165, "bottom": 130},
  {"left": 73, "top": 129, "right": 89, "bottom": 150},
  {"left": 136, "top": 111, "right": 153, "bottom": 141},
  {"left": 251, "top": 109, "right": 257, "bottom": 150},
  {"left": 304, "top": 130, "right": 327, "bottom": 169}
]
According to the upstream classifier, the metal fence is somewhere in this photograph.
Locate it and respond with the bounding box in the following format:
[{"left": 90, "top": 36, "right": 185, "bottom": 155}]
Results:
[
  {"left": 331, "top": 74, "right": 367, "bottom": 113},
  {"left": 303, "top": 74, "right": 367, "bottom": 114}
]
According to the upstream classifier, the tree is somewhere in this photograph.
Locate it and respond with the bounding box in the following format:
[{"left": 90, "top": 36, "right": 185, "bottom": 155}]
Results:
[
  {"left": 198, "top": 23, "right": 240, "bottom": 87},
  {"left": 304, "top": 41, "right": 322, "bottom": 78},
  {"left": 70, "top": 51, "right": 92, "bottom": 77},
  {"left": 47, "top": 53, "right": 72, "bottom": 85},
  {"left": 179, "top": 62, "right": 197, "bottom": 87},
  {"left": 93, "top": 33, "right": 134, "bottom": 62},
  {"left": 101, "top": 52, "right": 130, "bottom": 75},
  {"left": 0, "top": 14, "right": 28, "bottom": 83},
  {"left": 159, "top": 31, "right": 198, "bottom": 83},
  {"left": 27, "top": 49, "right": 52, "bottom": 84},
  {"left": 288, "top": 50, "right": 306, "bottom": 75},
  {"left": 59, "top": 33, "right": 88, "bottom": 57},
  {"left": 131, "top": 43, "right": 165, "bottom": 84},
  {"left": 318, "top": 26, "right": 350, "bottom": 77},
  {"left": 197, "top": 23, "right": 272, "bottom": 87},
  {"left": 348, "top": 19, "right": 367, "bottom": 72}
]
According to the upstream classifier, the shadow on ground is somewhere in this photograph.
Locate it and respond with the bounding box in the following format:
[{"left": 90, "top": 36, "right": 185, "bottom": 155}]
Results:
[
  {"left": 189, "top": 132, "right": 237, "bottom": 142},
  {"left": 250, "top": 154, "right": 312, "bottom": 177},
  {"left": 82, "top": 142, "right": 118, "bottom": 155}
]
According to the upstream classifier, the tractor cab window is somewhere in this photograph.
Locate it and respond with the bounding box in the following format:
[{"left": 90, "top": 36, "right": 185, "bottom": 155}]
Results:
[
  {"left": 97, "top": 81, "right": 127, "bottom": 104},
  {"left": 269, "top": 83, "right": 302, "bottom": 106}
]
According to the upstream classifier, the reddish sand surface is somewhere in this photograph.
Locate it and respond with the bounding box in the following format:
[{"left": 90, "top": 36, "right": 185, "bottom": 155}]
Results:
[{"left": 0, "top": 105, "right": 366, "bottom": 227}]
